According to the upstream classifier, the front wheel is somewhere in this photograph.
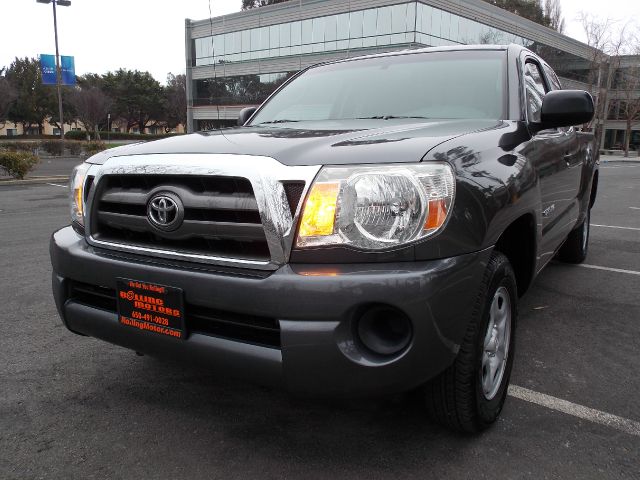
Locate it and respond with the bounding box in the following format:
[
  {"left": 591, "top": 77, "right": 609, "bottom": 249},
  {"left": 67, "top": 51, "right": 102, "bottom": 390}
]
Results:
[
  {"left": 557, "top": 208, "right": 590, "bottom": 264},
  {"left": 424, "top": 251, "right": 517, "bottom": 432}
]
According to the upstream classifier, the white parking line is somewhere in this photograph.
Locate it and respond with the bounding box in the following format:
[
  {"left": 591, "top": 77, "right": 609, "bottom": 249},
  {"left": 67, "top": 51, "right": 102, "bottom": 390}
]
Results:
[
  {"left": 630, "top": 207, "right": 640, "bottom": 210},
  {"left": 577, "top": 264, "right": 640, "bottom": 276},
  {"left": 591, "top": 224, "right": 640, "bottom": 231},
  {"left": 509, "top": 385, "right": 640, "bottom": 437},
  {"left": 46, "top": 183, "right": 67, "bottom": 188}
]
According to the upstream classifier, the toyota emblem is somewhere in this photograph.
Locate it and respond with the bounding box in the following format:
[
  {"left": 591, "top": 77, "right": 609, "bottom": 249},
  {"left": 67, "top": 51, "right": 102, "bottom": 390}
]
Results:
[{"left": 147, "top": 192, "right": 184, "bottom": 231}]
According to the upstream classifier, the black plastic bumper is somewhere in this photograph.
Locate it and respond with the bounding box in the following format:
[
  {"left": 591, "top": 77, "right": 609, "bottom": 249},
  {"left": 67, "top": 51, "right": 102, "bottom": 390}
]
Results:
[{"left": 51, "top": 226, "right": 492, "bottom": 396}]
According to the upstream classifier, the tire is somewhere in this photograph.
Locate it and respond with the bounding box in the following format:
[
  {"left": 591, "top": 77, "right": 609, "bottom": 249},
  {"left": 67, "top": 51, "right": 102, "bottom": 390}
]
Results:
[
  {"left": 557, "top": 208, "right": 590, "bottom": 264},
  {"left": 424, "top": 251, "right": 517, "bottom": 433}
]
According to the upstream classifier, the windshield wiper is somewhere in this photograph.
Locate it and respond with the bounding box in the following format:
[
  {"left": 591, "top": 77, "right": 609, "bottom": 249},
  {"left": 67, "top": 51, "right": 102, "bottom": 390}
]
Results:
[
  {"left": 355, "top": 115, "right": 429, "bottom": 120},
  {"left": 256, "top": 119, "right": 300, "bottom": 124}
]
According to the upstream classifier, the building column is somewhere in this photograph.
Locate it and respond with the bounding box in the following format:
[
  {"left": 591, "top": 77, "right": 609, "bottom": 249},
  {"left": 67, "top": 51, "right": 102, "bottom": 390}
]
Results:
[{"left": 185, "top": 18, "right": 195, "bottom": 133}]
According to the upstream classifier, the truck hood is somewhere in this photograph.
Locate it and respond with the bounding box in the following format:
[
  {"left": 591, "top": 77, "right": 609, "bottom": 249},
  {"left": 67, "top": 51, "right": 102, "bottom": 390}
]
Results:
[{"left": 88, "top": 119, "right": 502, "bottom": 166}]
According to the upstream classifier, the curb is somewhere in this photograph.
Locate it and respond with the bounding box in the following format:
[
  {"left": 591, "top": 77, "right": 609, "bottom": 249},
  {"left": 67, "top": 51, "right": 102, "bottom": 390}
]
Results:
[
  {"left": 600, "top": 159, "right": 640, "bottom": 164},
  {"left": 0, "top": 175, "right": 69, "bottom": 186},
  {"left": 599, "top": 154, "right": 640, "bottom": 163}
]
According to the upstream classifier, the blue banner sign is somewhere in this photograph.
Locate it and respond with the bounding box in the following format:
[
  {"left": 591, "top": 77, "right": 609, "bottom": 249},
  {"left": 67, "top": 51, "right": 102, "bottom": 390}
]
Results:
[
  {"left": 40, "top": 54, "right": 57, "bottom": 85},
  {"left": 40, "top": 54, "right": 76, "bottom": 85},
  {"left": 61, "top": 56, "right": 75, "bottom": 85}
]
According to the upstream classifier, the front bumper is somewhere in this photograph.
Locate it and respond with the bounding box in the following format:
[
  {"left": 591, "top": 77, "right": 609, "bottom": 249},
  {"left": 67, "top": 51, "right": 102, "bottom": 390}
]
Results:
[{"left": 51, "top": 226, "right": 492, "bottom": 396}]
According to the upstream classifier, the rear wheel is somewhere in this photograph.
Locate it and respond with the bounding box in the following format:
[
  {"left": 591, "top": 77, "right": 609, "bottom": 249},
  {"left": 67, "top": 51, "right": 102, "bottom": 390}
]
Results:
[
  {"left": 424, "top": 251, "right": 517, "bottom": 432},
  {"left": 557, "top": 208, "right": 590, "bottom": 264}
]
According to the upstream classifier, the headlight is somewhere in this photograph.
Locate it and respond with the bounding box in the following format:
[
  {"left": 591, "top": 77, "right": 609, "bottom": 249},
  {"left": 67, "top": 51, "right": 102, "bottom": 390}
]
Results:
[
  {"left": 296, "top": 163, "right": 455, "bottom": 250},
  {"left": 69, "top": 162, "right": 90, "bottom": 227}
]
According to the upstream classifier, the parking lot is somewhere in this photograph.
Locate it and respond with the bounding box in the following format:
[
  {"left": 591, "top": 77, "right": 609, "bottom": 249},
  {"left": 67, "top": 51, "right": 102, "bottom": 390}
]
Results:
[{"left": 1, "top": 161, "right": 638, "bottom": 479}]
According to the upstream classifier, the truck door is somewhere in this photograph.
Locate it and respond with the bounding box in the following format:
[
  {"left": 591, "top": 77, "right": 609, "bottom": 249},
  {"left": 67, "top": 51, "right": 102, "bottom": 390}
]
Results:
[
  {"left": 523, "top": 60, "right": 580, "bottom": 266},
  {"left": 542, "top": 63, "right": 584, "bottom": 225}
]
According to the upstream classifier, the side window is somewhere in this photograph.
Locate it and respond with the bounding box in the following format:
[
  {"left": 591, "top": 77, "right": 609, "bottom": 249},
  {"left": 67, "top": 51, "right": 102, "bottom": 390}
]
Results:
[
  {"left": 524, "top": 62, "right": 548, "bottom": 123},
  {"left": 543, "top": 64, "right": 562, "bottom": 90}
]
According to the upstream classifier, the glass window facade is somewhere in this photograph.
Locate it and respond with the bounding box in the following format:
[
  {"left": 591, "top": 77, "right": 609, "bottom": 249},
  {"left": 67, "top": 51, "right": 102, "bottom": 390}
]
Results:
[
  {"left": 611, "top": 65, "right": 640, "bottom": 89},
  {"left": 604, "top": 129, "right": 640, "bottom": 150},
  {"left": 192, "top": 0, "right": 602, "bottom": 124},
  {"left": 193, "top": 2, "right": 593, "bottom": 88},
  {"left": 415, "top": 2, "right": 531, "bottom": 47},
  {"left": 194, "top": 72, "right": 294, "bottom": 106},
  {"left": 194, "top": 3, "right": 417, "bottom": 67}
]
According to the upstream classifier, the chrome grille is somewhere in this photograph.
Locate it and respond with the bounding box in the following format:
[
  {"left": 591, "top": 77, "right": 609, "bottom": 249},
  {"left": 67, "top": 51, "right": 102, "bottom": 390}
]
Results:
[
  {"left": 83, "top": 154, "right": 321, "bottom": 270},
  {"left": 91, "top": 175, "right": 271, "bottom": 262}
]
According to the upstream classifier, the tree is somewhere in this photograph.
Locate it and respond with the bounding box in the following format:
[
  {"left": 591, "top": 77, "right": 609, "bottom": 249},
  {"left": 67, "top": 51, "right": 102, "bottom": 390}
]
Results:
[
  {"left": 543, "top": 0, "right": 565, "bottom": 33},
  {"left": 68, "top": 86, "right": 112, "bottom": 140},
  {"left": 0, "top": 69, "right": 17, "bottom": 128},
  {"left": 5, "top": 57, "right": 57, "bottom": 134},
  {"left": 48, "top": 87, "right": 79, "bottom": 132},
  {"left": 225, "top": 75, "right": 263, "bottom": 103},
  {"left": 163, "top": 73, "right": 187, "bottom": 131},
  {"left": 614, "top": 61, "right": 640, "bottom": 156},
  {"left": 578, "top": 14, "right": 633, "bottom": 152},
  {"left": 77, "top": 73, "right": 105, "bottom": 90},
  {"left": 101, "top": 69, "right": 164, "bottom": 133},
  {"left": 242, "top": 0, "right": 289, "bottom": 10},
  {"left": 483, "top": 0, "right": 563, "bottom": 32}
]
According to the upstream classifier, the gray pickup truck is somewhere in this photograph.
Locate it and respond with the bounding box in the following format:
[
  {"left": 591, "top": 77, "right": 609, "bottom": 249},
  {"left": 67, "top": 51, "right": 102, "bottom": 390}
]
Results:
[{"left": 50, "top": 44, "right": 597, "bottom": 432}]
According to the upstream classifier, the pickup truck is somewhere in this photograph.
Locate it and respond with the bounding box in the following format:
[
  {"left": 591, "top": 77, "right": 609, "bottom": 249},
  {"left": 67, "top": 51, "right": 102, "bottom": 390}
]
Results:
[{"left": 50, "top": 44, "right": 597, "bottom": 432}]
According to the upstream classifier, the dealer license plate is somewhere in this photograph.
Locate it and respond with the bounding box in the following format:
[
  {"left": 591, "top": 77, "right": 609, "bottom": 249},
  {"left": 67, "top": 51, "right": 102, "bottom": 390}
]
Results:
[{"left": 116, "top": 278, "right": 185, "bottom": 340}]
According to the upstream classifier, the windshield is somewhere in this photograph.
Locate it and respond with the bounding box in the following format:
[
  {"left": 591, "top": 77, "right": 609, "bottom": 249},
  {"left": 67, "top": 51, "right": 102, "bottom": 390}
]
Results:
[{"left": 250, "top": 50, "right": 507, "bottom": 125}]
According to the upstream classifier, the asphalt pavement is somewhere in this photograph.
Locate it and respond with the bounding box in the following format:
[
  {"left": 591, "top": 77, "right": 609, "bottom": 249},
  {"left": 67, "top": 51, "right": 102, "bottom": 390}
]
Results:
[
  {"left": 0, "top": 162, "right": 638, "bottom": 479},
  {"left": 30, "top": 156, "right": 82, "bottom": 178}
]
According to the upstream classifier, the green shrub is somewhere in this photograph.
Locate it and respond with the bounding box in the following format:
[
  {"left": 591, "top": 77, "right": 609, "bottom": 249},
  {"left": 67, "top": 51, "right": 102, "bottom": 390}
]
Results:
[
  {"left": 0, "top": 150, "right": 39, "bottom": 179},
  {"left": 1, "top": 134, "right": 58, "bottom": 140},
  {"left": 41, "top": 139, "right": 65, "bottom": 156},
  {"left": 0, "top": 141, "right": 40, "bottom": 152},
  {"left": 65, "top": 130, "right": 87, "bottom": 141},
  {"left": 65, "top": 130, "right": 183, "bottom": 141},
  {"left": 64, "top": 130, "right": 91, "bottom": 141},
  {"left": 85, "top": 141, "right": 107, "bottom": 156},
  {"left": 67, "top": 141, "right": 83, "bottom": 156}
]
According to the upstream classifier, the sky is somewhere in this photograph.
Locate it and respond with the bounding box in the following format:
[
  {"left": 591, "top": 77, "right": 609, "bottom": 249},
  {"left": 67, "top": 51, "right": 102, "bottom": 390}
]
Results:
[
  {"left": 0, "top": 0, "right": 638, "bottom": 84},
  {"left": 560, "top": 0, "right": 639, "bottom": 47}
]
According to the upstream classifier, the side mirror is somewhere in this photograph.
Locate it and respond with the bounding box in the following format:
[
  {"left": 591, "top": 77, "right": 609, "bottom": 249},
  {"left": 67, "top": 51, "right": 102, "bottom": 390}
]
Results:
[
  {"left": 532, "top": 90, "right": 594, "bottom": 132},
  {"left": 237, "top": 107, "right": 257, "bottom": 126}
]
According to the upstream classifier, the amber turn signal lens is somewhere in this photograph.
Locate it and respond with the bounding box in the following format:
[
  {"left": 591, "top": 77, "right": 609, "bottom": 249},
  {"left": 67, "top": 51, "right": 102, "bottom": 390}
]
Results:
[
  {"left": 75, "top": 185, "right": 83, "bottom": 216},
  {"left": 425, "top": 198, "right": 447, "bottom": 232},
  {"left": 298, "top": 182, "right": 340, "bottom": 237},
  {"left": 69, "top": 162, "right": 90, "bottom": 226}
]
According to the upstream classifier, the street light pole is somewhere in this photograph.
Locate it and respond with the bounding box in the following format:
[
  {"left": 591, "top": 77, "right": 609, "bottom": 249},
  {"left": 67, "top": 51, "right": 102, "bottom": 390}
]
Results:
[
  {"left": 37, "top": 0, "right": 71, "bottom": 141},
  {"left": 51, "top": 0, "right": 64, "bottom": 141}
]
